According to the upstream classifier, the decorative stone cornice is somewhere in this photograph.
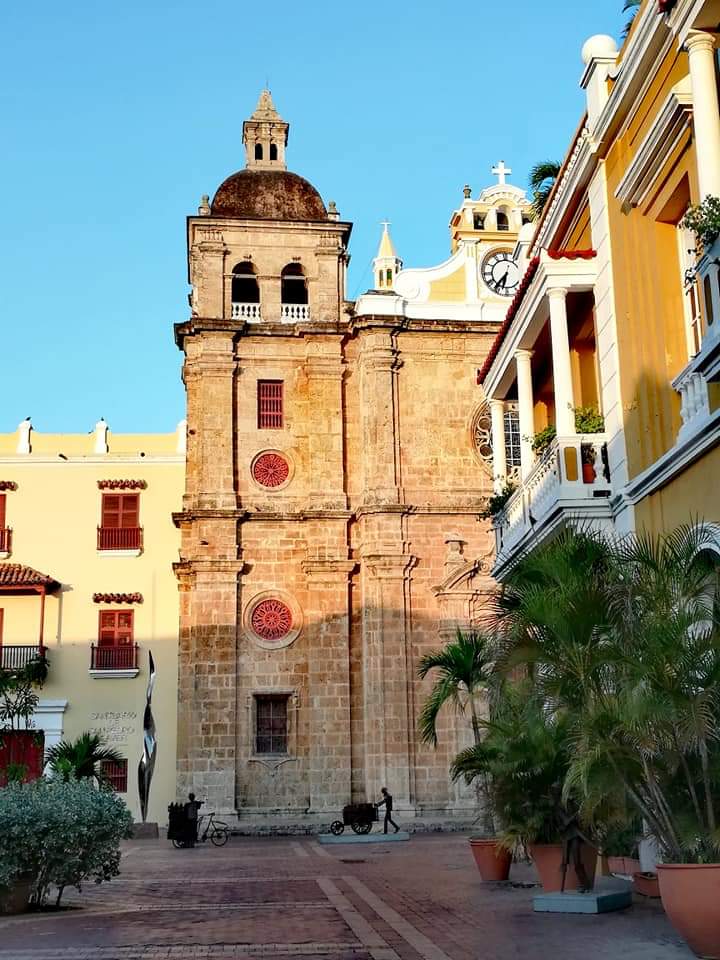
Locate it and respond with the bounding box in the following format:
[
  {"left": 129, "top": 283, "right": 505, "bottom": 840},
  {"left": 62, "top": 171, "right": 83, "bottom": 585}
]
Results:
[
  {"left": 97, "top": 479, "right": 147, "bottom": 490},
  {"left": 93, "top": 592, "right": 143, "bottom": 604},
  {"left": 301, "top": 559, "right": 357, "bottom": 584}
]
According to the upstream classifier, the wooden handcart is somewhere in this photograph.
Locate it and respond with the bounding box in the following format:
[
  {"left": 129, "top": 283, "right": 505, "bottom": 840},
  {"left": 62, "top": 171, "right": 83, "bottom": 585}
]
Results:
[{"left": 330, "top": 802, "right": 379, "bottom": 836}]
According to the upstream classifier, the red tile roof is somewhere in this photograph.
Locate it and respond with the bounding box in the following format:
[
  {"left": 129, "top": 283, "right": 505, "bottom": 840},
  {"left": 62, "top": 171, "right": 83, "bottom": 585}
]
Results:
[
  {"left": 477, "top": 250, "right": 597, "bottom": 387},
  {"left": 0, "top": 564, "right": 60, "bottom": 591}
]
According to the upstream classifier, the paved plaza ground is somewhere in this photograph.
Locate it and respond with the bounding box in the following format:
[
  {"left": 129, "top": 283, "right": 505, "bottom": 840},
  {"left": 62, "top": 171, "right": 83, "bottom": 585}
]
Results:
[{"left": 0, "top": 833, "right": 694, "bottom": 960}]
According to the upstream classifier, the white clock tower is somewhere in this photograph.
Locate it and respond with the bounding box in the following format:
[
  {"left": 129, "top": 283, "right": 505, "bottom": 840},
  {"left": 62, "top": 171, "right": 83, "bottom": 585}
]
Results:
[{"left": 384, "top": 162, "right": 533, "bottom": 324}]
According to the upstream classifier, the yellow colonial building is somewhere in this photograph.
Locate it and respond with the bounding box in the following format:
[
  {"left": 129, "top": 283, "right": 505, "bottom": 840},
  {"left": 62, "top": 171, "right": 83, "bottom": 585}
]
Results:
[
  {"left": 0, "top": 420, "right": 184, "bottom": 822},
  {"left": 480, "top": 0, "right": 720, "bottom": 576}
]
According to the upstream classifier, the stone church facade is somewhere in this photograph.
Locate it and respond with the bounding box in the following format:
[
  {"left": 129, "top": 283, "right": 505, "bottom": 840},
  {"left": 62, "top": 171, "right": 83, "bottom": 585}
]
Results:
[{"left": 174, "top": 91, "right": 531, "bottom": 825}]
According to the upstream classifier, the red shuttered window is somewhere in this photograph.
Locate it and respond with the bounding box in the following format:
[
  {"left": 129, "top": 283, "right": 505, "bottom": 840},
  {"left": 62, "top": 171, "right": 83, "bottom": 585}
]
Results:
[
  {"left": 257, "top": 381, "right": 284, "bottom": 429},
  {"left": 98, "top": 494, "right": 141, "bottom": 550},
  {"left": 98, "top": 610, "right": 134, "bottom": 646},
  {"left": 101, "top": 494, "right": 139, "bottom": 529},
  {"left": 101, "top": 759, "right": 128, "bottom": 792}
]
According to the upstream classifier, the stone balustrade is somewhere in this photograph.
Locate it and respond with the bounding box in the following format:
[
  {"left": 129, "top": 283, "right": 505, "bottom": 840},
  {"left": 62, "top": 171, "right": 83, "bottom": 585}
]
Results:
[
  {"left": 231, "top": 302, "right": 262, "bottom": 321},
  {"left": 280, "top": 304, "right": 310, "bottom": 322}
]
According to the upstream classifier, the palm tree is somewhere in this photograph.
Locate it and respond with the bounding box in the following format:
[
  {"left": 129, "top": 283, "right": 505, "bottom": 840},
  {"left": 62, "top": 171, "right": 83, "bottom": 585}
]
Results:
[
  {"left": 46, "top": 731, "right": 123, "bottom": 785},
  {"left": 623, "top": 0, "right": 641, "bottom": 38},
  {"left": 417, "top": 630, "right": 495, "bottom": 747},
  {"left": 528, "top": 161, "right": 562, "bottom": 221},
  {"left": 495, "top": 523, "right": 720, "bottom": 863}
]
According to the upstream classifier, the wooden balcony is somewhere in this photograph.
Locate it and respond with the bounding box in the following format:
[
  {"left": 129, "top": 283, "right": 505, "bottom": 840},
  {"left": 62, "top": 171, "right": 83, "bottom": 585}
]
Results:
[
  {"left": 97, "top": 526, "right": 142, "bottom": 551},
  {"left": 90, "top": 643, "right": 139, "bottom": 672},
  {"left": 0, "top": 644, "right": 44, "bottom": 671},
  {"left": 0, "top": 527, "right": 11, "bottom": 553}
]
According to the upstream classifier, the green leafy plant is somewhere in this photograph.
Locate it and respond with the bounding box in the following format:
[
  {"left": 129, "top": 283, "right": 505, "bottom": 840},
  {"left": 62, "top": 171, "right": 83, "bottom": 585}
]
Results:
[
  {"left": 681, "top": 196, "right": 720, "bottom": 252},
  {"left": 0, "top": 778, "right": 133, "bottom": 907},
  {"left": 0, "top": 655, "right": 49, "bottom": 732},
  {"left": 573, "top": 405, "right": 605, "bottom": 434},
  {"left": 46, "top": 732, "right": 123, "bottom": 785},
  {"left": 451, "top": 683, "right": 581, "bottom": 849},
  {"left": 622, "top": 0, "right": 641, "bottom": 39},
  {"left": 479, "top": 480, "right": 517, "bottom": 520},
  {"left": 493, "top": 524, "right": 720, "bottom": 865},
  {"left": 529, "top": 161, "right": 562, "bottom": 221},
  {"left": 418, "top": 631, "right": 498, "bottom": 833},
  {"left": 530, "top": 424, "right": 557, "bottom": 455}
]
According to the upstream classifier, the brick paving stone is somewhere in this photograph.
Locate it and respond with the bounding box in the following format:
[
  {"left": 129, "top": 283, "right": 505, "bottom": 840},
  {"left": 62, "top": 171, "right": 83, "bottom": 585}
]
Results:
[{"left": 0, "top": 834, "right": 695, "bottom": 960}]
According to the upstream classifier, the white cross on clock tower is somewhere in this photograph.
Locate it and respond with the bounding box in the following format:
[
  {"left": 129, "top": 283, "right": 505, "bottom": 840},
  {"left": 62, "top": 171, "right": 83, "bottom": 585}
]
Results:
[{"left": 491, "top": 161, "right": 512, "bottom": 185}]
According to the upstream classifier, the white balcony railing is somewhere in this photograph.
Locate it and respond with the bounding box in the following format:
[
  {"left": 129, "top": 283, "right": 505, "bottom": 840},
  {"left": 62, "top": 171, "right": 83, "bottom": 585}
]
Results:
[
  {"left": 231, "top": 302, "right": 262, "bottom": 321},
  {"left": 281, "top": 304, "right": 310, "bottom": 322},
  {"left": 494, "top": 433, "right": 613, "bottom": 569}
]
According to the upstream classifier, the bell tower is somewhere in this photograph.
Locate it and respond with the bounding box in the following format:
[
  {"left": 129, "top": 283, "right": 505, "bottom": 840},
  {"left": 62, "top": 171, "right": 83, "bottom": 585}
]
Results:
[
  {"left": 373, "top": 221, "right": 403, "bottom": 291},
  {"left": 242, "top": 89, "right": 289, "bottom": 171}
]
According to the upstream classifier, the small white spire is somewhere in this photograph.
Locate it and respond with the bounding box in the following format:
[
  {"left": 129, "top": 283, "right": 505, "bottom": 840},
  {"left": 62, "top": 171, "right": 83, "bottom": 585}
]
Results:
[{"left": 373, "top": 221, "right": 403, "bottom": 291}]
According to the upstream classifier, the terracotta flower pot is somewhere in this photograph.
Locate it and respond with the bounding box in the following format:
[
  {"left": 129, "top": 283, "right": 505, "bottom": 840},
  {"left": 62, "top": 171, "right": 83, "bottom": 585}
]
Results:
[
  {"left": 468, "top": 838, "right": 512, "bottom": 882},
  {"left": 607, "top": 856, "right": 642, "bottom": 875},
  {"left": 530, "top": 843, "right": 597, "bottom": 893},
  {"left": 581, "top": 461, "right": 596, "bottom": 484},
  {"left": 657, "top": 863, "right": 720, "bottom": 958},
  {"left": 632, "top": 871, "right": 660, "bottom": 898}
]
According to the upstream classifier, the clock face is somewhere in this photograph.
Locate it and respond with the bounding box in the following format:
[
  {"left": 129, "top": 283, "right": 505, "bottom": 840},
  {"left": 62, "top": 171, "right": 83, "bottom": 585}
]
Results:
[{"left": 482, "top": 251, "right": 520, "bottom": 297}]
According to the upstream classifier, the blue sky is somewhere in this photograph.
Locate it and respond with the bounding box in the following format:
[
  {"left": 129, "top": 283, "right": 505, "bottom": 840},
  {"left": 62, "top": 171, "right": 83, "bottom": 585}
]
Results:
[{"left": 2, "top": 0, "right": 623, "bottom": 432}]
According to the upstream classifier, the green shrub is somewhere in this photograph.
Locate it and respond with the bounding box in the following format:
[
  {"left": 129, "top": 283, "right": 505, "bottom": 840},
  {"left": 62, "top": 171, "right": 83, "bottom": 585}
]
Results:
[
  {"left": 681, "top": 196, "right": 720, "bottom": 251},
  {"left": 530, "top": 424, "right": 556, "bottom": 455},
  {"left": 0, "top": 778, "right": 133, "bottom": 906},
  {"left": 479, "top": 480, "right": 517, "bottom": 520},
  {"left": 573, "top": 405, "right": 605, "bottom": 434}
]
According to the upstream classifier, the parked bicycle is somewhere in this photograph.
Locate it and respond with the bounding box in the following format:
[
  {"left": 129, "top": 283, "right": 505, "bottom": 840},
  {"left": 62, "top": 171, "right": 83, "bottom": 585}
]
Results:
[{"left": 170, "top": 810, "right": 230, "bottom": 848}]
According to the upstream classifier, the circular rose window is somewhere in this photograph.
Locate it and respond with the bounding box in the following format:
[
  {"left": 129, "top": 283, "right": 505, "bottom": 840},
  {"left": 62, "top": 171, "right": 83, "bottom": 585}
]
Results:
[
  {"left": 251, "top": 599, "right": 293, "bottom": 643},
  {"left": 252, "top": 452, "right": 290, "bottom": 488}
]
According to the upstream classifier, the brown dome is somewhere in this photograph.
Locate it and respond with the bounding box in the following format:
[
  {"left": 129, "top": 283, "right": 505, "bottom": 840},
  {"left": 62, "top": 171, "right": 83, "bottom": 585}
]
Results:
[{"left": 211, "top": 169, "right": 327, "bottom": 221}]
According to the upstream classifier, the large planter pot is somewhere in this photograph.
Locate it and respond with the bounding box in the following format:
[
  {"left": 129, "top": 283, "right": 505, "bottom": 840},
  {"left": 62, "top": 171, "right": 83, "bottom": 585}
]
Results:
[
  {"left": 607, "top": 856, "right": 642, "bottom": 875},
  {"left": 657, "top": 863, "right": 720, "bottom": 958},
  {"left": 468, "top": 838, "right": 512, "bottom": 882},
  {"left": 633, "top": 871, "right": 660, "bottom": 898},
  {"left": 531, "top": 843, "right": 597, "bottom": 893},
  {"left": 0, "top": 874, "right": 34, "bottom": 915}
]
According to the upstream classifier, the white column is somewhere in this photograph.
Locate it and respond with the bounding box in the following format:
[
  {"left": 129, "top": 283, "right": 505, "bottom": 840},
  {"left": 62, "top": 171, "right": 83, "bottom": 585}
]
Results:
[
  {"left": 489, "top": 399, "right": 507, "bottom": 493},
  {"left": 686, "top": 32, "right": 720, "bottom": 201},
  {"left": 548, "top": 287, "right": 576, "bottom": 435},
  {"left": 515, "top": 350, "right": 535, "bottom": 479}
]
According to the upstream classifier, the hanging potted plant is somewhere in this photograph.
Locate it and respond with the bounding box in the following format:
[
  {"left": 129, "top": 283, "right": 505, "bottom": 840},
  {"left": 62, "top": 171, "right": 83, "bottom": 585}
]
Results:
[
  {"left": 573, "top": 406, "right": 605, "bottom": 485},
  {"left": 530, "top": 425, "right": 557, "bottom": 458},
  {"left": 418, "top": 632, "right": 512, "bottom": 881}
]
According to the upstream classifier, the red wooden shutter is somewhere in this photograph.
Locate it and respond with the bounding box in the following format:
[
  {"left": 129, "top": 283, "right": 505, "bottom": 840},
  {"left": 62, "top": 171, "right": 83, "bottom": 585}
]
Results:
[
  {"left": 0, "top": 494, "right": 5, "bottom": 528},
  {"left": 98, "top": 610, "right": 134, "bottom": 646},
  {"left": 101, "top": 494, "right": 139, "bottom": 529},
  {"left": 257, "top": 381, "right": 284, "bottom": 429},
  {"left": 101, "top": 759, "right": 128, "bottom": 792},
  {"left": 120, "top": 494, "right": 139, "bottom": 529},
  {"left": 101, "top": 494, "right": 121, "bottom": 528}
]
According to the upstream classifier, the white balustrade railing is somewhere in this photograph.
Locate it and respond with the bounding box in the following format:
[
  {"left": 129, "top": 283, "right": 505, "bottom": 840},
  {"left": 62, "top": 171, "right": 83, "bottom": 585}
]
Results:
[
  {"left": 231, "top": 302, "right": 262, "bottom": 321},
  {"left": 674, "top": 366, "right": 711, "bottom": 440},
  {"left": 281, "top": 303, "right": 310, "bottom": 322},
  {"left": 494, "top": 433, "right": 612, "bottom": 559}
]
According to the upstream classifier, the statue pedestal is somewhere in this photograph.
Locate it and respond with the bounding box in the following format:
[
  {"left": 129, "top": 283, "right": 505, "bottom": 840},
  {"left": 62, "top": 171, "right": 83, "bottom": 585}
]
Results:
[{"left": 131, "top": 822, "right": 159, "bottom": 839}]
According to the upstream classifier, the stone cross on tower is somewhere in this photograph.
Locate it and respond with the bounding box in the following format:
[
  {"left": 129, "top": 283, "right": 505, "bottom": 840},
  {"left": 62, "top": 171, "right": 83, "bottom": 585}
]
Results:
[{"left": 491, "top": 161, "right": 512, "bottom": 185}]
